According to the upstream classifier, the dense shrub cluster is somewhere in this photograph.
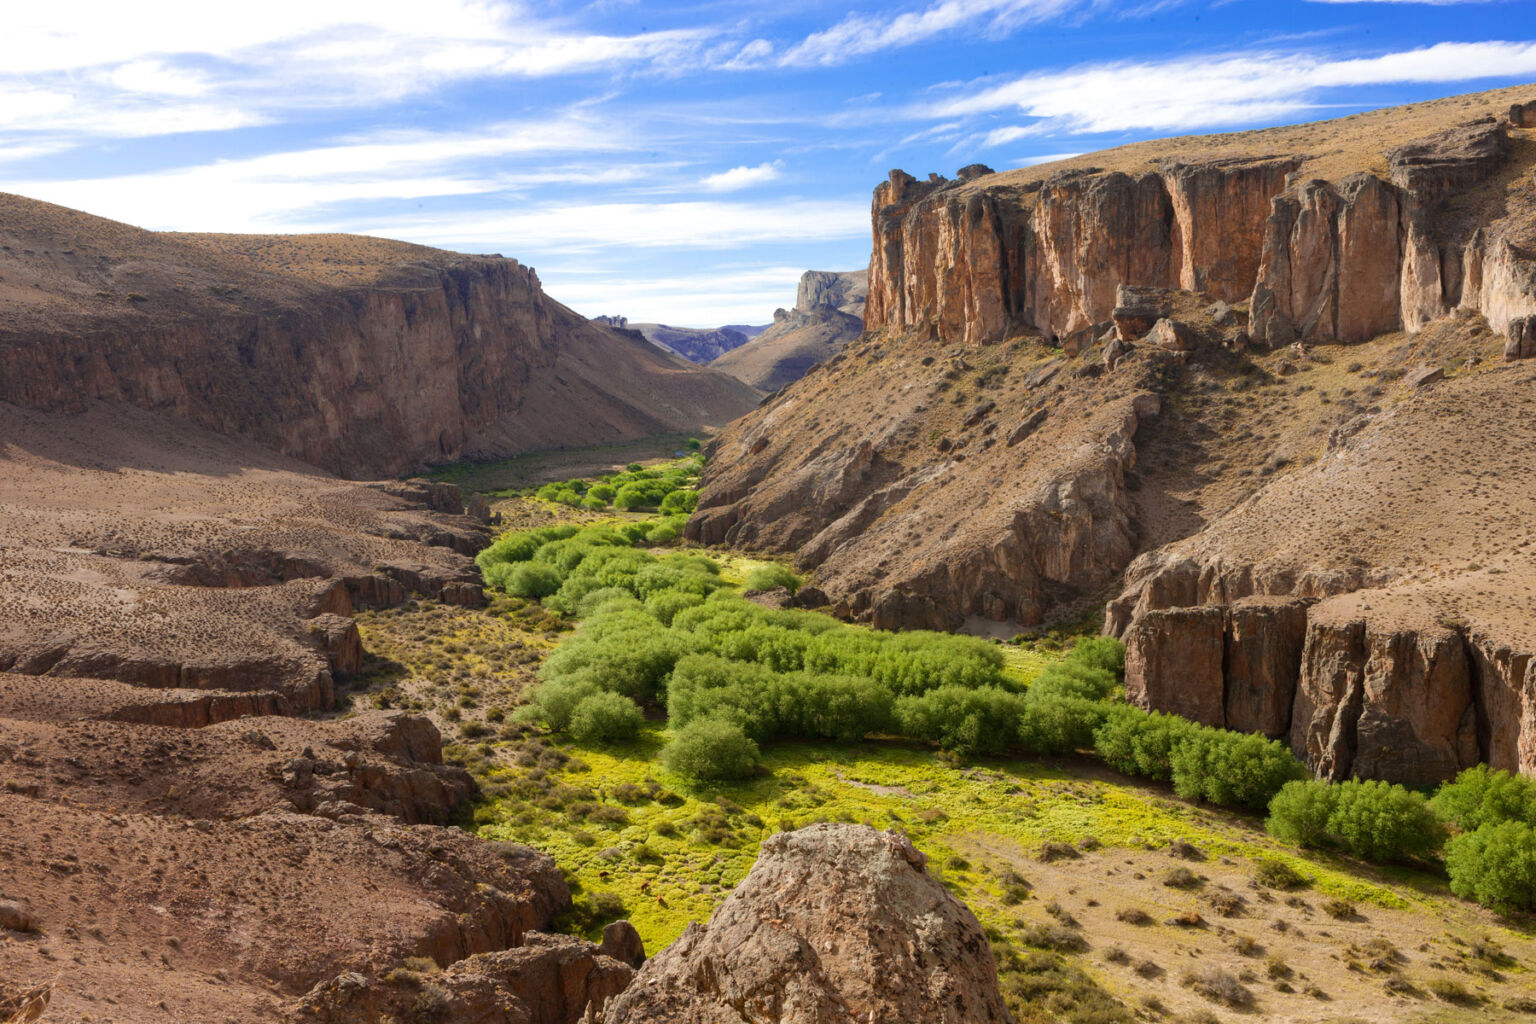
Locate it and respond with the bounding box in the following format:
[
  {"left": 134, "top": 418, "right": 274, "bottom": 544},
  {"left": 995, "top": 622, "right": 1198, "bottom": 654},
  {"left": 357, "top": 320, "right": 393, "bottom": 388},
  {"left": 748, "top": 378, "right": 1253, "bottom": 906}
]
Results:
[
  {"left": 1094, "top": 707, "right": 1306, "bottom": 811},
  {"left": 476, "top": 522, "right": 711, "bottom": 611},
  {"left": 531, "top": 457, "right": 703, "bottom": 512},
  {"left": 1261, "top": 765, "right": 1536, "bottom": 912},
  {"left": 1265, "top": 779, "right": 1445, "bottom": 863},
  {"left": 1434, "top": 767, "right": 1536, "bottom": 911}
]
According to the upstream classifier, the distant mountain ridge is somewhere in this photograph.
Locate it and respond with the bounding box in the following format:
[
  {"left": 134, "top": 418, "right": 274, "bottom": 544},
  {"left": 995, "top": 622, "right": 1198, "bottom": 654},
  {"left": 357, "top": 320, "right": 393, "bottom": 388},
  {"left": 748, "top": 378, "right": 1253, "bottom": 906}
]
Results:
[{"left": 709, "top": 269, "right": 868, "bottom": 391}]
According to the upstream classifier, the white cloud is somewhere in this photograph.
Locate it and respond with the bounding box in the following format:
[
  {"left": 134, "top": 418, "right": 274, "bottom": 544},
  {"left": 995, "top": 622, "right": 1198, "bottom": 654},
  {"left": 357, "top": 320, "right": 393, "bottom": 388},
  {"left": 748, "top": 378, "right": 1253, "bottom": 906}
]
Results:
[
  {"left": 540, "top": 264, "right": 810, "bottom": 324},
  {"left": 3, "top": 117, "right": 642, "bottom": 232},
  {"left": 699, "top": 161, "right": 784, "bottom": 191},
  {"left": 1013, "top": 151, "right": 1083, "bottom": 166},
  {"left": 779, "top": 0, "right": 1082, "bottom": 67},
  {"left": 355, "top": 198, "right": 870, "bottom": 254},
  {"left": 921, "top": 40, "right": 1536, "bottom": 133}
]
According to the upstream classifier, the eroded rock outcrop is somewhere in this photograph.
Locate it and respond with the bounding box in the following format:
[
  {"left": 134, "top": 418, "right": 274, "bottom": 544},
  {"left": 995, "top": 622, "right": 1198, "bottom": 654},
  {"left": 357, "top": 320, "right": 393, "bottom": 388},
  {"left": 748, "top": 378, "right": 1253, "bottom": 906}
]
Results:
[
  {"left": 599, "top": 824, "right": 1013, "bottom": 1024},
  {"left": 0, "top": 193, "right": 757, "bottom": 479}
]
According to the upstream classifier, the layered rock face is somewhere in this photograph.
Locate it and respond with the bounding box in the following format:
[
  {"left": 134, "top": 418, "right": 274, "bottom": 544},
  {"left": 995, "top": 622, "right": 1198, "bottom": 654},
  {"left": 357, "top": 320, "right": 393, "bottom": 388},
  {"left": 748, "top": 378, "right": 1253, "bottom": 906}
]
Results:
[
  {"left": 599, "top": 824, "right": 1013, "bottom": 1024},
  {"left": 866, "top": 117, "right": 1535, "bottom": 356},
  {"left": 0, "top": 193, "right": 757, "bottom": 479},
  {"left": 865, "top": 157, "right": 1297, "bottom": 346}
]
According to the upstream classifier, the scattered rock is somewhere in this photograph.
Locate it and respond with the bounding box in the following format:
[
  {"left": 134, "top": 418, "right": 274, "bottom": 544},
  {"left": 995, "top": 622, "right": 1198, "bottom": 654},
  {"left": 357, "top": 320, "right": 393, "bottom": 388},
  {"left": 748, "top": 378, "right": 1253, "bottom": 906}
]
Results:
[
  {"left": 1504, "top": 315, "right": 1536, "bottom": 360},
  {"left": 0, "top": 899, "right": 39, "bottom": 933},
  {"left": 1148, "top": 317, "right": 1197, "bottom": 352},
  {"left": 1113, "top": 285, "right": 1173, "bottom": 343}
]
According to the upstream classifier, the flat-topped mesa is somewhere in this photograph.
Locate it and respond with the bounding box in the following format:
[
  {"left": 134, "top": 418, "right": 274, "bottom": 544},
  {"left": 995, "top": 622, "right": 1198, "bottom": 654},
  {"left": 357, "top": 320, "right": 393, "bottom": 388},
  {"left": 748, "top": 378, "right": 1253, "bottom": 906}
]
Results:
[{"left": 866, "top": 115, "right": 1536, "bottom": 353}]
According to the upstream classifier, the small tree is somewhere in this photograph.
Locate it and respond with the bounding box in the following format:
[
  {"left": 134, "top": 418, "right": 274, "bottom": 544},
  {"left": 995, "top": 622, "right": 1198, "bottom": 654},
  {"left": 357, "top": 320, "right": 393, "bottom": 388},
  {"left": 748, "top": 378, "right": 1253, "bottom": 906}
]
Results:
[
  {"left": 568, "top": 692, "right": 644, "bottom": 744},
  {"left": 1445, "top": 821, "right": 1536, "bottom": 911},
  {"left": 662, "top": 717, "right": 762, "bottom": 782}
]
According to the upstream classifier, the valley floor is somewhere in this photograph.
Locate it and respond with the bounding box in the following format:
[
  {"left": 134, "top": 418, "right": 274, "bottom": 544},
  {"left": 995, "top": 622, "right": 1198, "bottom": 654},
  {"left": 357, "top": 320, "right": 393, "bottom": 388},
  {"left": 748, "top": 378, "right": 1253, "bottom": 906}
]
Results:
[{"left": 344, "top": 489, "right": 1536, "bottom": 1024}]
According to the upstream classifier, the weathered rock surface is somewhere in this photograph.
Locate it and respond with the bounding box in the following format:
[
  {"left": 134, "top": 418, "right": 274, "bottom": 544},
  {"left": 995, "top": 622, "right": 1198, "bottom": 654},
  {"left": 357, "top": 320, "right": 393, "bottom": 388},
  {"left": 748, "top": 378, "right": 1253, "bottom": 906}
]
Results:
[
  {"left": 296, "top": 932, "right": 634, "bottom": 1024},
  {"left": 599, "top": 824, "right": 1014, "bottom": 1024},
  {"left": 0, "top": 193, "right": 758, "bottom": 479}
]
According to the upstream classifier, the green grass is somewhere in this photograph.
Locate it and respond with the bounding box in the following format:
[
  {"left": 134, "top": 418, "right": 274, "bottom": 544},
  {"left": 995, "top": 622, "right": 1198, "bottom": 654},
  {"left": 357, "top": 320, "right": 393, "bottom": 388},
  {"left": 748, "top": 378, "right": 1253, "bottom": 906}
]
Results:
[
  {"left": 424, "top": 433, "right": 700, "bottom": 494},
  {"left": 474, "top": 721, "right": 1426, "bottom": 953}
]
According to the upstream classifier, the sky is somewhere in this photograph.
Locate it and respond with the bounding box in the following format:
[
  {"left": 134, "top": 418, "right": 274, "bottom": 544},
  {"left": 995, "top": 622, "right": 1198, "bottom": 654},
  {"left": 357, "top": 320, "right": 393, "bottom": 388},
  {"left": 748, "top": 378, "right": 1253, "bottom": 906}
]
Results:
[{"left": 3, "top": 1, "right": 1535, "bottom": 326}]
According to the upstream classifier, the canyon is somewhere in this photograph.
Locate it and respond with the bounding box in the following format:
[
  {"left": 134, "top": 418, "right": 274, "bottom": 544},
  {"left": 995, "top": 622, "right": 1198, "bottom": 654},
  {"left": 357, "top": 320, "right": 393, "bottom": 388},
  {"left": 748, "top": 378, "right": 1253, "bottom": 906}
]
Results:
[{"left": 691, "top": 85, "right": 1536, "bottom": 785}]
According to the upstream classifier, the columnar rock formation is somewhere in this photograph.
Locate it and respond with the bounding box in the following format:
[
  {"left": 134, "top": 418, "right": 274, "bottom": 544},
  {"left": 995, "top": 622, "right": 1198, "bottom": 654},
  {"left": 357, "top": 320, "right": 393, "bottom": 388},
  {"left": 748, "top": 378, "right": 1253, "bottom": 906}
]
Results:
[{"left": 864, "top": 116, "right": 1534, "bottom": 356}]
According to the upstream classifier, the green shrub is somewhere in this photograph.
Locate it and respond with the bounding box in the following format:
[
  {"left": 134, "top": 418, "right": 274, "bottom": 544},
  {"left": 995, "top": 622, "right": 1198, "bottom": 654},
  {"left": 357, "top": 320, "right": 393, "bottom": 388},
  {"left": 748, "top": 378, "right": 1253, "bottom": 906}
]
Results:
[
  {"left": 588, "top": 484, "right": 617, "bottom": 502},
  {"left": 568, "top": 692, "right": 644, "bottom": 744},
  {"left": 504, "top": 563, "right": 563, "bottom": 599},
  {"left": 1432, "top": 765, "right": 1536, "bottom": 831},
  {"left": 662, "top": 717, "right": 762, "bottom": 782},
  {"left": 1093, "top": 707, "right": 1193, "bottom": 781},
  {"left": 1266, "top": 778, "right": 1445, "bottom": 863},
  {"left": 645, "top": 521, "right": 681, "bottom": 544},
  {"left": 744, "top": 563, "right": 802, "bottom": 594},
  {"left": 1445, "top": 820, "right": 1536, "bottom": 911},
  {"left": 1017, "top": 695, "right": 1110, "bottom": 754},
  {"left": 1169, "top": 729, "right": 1306, "bottom": 810},
  {"left": 895, "top": 686, "right": 1027, "bottom": 756},
  {"left": 645, "top": 589, "right": 705, "bottom": 626},
  {"left": 582, "top": 495, "right": 608, "bottom": 511},
  {"left": 659, "top": 490, "right": 697, "bottom": 514}
]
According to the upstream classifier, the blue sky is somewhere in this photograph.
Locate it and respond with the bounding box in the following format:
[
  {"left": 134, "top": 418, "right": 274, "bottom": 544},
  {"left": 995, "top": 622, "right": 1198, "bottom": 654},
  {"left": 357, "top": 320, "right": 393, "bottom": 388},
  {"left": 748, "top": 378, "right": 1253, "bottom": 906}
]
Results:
[{"left": 3, "top": 1, "right": 1534, "bottom": 326}]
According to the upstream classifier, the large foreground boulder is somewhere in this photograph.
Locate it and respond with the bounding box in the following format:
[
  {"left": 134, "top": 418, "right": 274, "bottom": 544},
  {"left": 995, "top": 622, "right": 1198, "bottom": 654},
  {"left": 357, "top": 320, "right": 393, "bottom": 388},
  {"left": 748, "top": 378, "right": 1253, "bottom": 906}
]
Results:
[{"left": 599, "top": 823, "right": 1014, "bottom": 1024}]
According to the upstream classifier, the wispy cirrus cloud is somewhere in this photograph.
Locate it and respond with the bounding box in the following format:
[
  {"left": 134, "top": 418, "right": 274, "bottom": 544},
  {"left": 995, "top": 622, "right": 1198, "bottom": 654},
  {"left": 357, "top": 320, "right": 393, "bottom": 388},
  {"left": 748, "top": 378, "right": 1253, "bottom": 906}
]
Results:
[
  {"left": 923, "top": 39, "right": 1536, "bottom": 135},
  {"left": 772, "top": 0, "right": 1084, "bottom": 67}
]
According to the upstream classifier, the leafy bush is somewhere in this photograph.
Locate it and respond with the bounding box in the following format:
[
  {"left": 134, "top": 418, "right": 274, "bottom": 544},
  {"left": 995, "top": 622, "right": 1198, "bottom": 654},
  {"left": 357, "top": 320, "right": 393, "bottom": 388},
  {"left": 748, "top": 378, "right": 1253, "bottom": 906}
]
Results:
[
  {"left": 744, "top": 563, "right": 802, "bottom": 594},
  {"left": 1445, "top": 820, "right": 1536, "bottom": 911},
  {"left": 1432, "top": 765, "right": 1536, "bottom": 831},
  {"left": 895, "top": 685, "right": 1028, "bottom": 756},
  {"left": 1017, "top": 695, "right": 1110, "bottom": 754},
  {"left": 505, "top": 562, "right": 563, "bottom": 599},
  {"left": 1253, "top": 858, "right": 1308, "bottom": 890},
  {"left": 1267, "top": 778, "right": 1444, "bottom": 863},
  {"left": 568, "top": 691, "right": 644, "bottom": 744},
  {"left": 662, "top": 717, "right": 762, "bottom": 782},
  {"left": 1168, "top": 729, "right": 1306, "bottom": 810}
]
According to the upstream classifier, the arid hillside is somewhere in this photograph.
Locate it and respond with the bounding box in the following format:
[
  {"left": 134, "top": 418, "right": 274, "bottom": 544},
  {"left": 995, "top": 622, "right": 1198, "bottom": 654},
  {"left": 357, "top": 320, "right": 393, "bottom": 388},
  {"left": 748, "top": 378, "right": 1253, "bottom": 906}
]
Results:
[
  {"left": 710, "top": 269, "right": 868, "bottom": 391},
  {"left": 0, "top": 400, "right": 658, "bottom": 1022},
  {"left": 0, "top": 194, "right": 758, "bottom": 478},
  {"left": 690, "top": 86, "right": 1536, "bottom": 784}
]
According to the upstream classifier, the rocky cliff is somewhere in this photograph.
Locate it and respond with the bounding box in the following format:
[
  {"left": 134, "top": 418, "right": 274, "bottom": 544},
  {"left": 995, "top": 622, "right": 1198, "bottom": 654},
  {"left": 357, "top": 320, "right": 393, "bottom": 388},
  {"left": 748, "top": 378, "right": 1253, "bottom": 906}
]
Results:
[
  {"left": 693, "top": 85, "right": 1536, "bottom": 783},
  {"left": 710, "top": 269, "right": 868, "bottom": 391},
  {"left": 0, "top": 193, "right": 758, "bottom": 479}
]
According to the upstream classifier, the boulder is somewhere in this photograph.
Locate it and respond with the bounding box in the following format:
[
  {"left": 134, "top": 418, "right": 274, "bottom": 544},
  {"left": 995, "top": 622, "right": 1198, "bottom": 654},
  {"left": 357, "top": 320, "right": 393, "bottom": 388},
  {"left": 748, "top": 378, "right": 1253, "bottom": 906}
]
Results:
[
  {"left": 1504, "top": 315, "right": 1536, "bottom": 360},
  {"left": 1512, "top": 101, "right": 1536, "bottom": 129},
  {"left": 600, "top": 920, "right": 646, "bottom": 969},
  {"left": 0, "top": 899, "right": 39, "bottom": 933},
  {"left": 1403, "top": 364, "right": 1444, "bottom": 388},
  {"left": 1112, "top": 285, "right": 1171, "bottom": 343},
  {"left": 600, "top": 824, "right": 1013, "bottom": 1024},
  {"left": 1147, "top": 317, "right": 1198, "bottom": 352}
]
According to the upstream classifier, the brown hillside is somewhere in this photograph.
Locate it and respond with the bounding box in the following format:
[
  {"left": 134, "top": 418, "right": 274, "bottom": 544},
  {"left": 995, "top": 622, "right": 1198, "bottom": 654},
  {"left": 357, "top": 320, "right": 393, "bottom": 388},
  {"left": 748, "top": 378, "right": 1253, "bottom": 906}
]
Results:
[
  {"left": 691, "top": 85, "right": 1536, "bottom": 784},
  {"left": 0, "top": 193, "right": 759, "bottom": 478}
]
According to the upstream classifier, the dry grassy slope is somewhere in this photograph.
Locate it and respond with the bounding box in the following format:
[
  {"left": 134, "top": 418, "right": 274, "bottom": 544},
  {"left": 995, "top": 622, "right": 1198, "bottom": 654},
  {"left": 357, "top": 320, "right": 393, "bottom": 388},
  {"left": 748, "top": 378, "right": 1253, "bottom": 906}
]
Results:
[
  {"left": 692, "top": 87, "right": 1536, "bottom": 782},
  {"left": 708, "top": 306, "right": 863, "bottom": 391},
  {"left": 0, "top": 193, "right": 758, "bottom": 478}
]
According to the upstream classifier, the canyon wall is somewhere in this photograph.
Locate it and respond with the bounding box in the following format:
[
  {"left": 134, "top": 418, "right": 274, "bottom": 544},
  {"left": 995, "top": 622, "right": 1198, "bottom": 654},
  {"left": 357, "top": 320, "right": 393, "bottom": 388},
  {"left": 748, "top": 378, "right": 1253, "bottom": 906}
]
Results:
[
  {"left": 0, "top": 197, "right": 758, "bottom": 479},
  {"left": 865, "top": 117, "right": 1536, "bottom": 354}
]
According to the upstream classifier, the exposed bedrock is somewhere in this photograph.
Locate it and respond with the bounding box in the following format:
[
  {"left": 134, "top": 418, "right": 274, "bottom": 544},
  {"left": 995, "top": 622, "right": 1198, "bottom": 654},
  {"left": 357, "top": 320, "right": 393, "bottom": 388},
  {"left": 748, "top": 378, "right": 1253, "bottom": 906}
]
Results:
[
  {"left": 866, "top": 157, "right": 1296, "bottom": 346},
  {"left": 598, "top": 823, "right": 1013, "bottom": 1024},
  {"left": 1116, "top": 581, "right": 1535, "bottom": 784},
  {"left": 867, "top": 118, "right": 1535, "bottom": 352},
  {"left": 0, "top": 260, "right": 558, "bottom": 478}
]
